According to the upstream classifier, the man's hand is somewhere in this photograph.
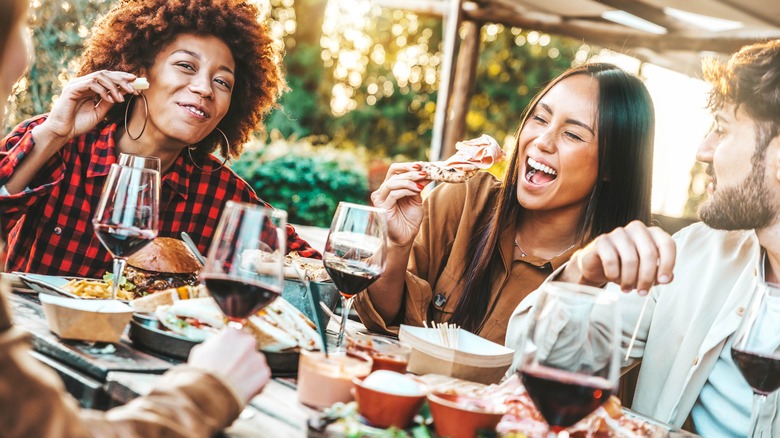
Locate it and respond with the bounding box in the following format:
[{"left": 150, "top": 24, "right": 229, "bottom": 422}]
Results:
[
  {"left": 559, "top": 221, "right": 676, "bottom": 295},
  {"left": 188, "top": 328, "right": 270, "bottom": 404}
]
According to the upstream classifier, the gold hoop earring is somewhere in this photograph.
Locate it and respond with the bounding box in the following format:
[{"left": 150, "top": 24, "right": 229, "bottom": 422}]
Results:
[
  {"left": 124, "top": 93, "right": 148, "bottom": 140},
  {"left": 187, "top": 127, "right": 230, "bottom": 173}
]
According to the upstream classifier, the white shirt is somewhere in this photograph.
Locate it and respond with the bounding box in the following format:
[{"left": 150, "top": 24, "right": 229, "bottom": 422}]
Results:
[{"left": 506, "top": 223, "right": 780, "bottom": 434}]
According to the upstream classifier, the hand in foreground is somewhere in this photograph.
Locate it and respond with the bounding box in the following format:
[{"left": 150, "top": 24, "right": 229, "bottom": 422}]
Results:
[
  {"left": 188, "top": 327, "right": 270, "bottom": 404},
  {"left": 559, "top": 221, "right": 676, "bottom": 295},
  {"left": 370, "top": 162, "right": 432, "bottom": 246},
  {"left": 40, "top": 70, "right": 139, "bottom": 142}
]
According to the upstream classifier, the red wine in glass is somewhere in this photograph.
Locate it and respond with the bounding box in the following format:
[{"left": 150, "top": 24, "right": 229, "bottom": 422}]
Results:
[
  {"left": 514, "top": 281, "right": 620, "bottom": 437},
  {"left": 201, "top": 202, "right": 287, "bottom": 330},
  {"left": 521, "top": 364, "right": 614, "bottom": 431},
  {"left": 730, "top": 282, "right": 780, "bottom": 437},
  {"left": 92, "top": 164, "right": 160, "bottom": 300},
  {"left": 323, "top": 258, "right": 382, "bottom": 299},
  {"left": 204, "top": 274, "right": 281, "bottom": 321},
  {"left": 93, "top": 224, "right": 157, "bottom": 258},
  {"left": 732, "top": 349, "right": 780, "bottom": 395},
  {"left": 323, "top": 203, "right": 388, "bottom": 350}
]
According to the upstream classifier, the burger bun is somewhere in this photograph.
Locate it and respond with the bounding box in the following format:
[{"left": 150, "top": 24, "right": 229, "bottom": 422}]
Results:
[{"left": 128, "top": 237, "right": 202, "bottom": 274}]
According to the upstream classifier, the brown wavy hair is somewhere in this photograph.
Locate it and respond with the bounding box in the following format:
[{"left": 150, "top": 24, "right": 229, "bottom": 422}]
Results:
[
  {"left": 77, "top": 0, "right": 286, "bottom": 159},
  {"left": 704, "top": 39, "right": 780, "bottom": 154}
]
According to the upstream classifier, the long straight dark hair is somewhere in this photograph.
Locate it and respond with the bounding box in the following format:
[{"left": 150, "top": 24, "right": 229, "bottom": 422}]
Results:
[{"left": 449, "top": 63, "right": 655, "bottom": 333}]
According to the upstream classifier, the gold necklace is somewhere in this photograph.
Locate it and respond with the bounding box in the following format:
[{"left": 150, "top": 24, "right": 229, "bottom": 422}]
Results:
[{"left": 514, "top": 238, "right": 575, "bottom": 259}]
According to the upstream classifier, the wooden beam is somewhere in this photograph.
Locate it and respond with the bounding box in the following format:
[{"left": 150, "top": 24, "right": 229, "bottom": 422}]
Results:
[
  {"left": 464, "top": 6, "right": 780, "bottom": 53},
  {"left": 371, "top": 0, "right": 449, "bottom": 17},
  {"left": 430, "top": 0, "right": 465, "bottom": 162},
  {"left": 443, "top": 20, "right": 482, "bottom": 158},
  {"left": 372, "top": 0, "right": 780, "bottom": 54},
  {"left": 711, "top": 0, "right": 780, "bottom": 28},
  {"left": 592, "top": 0, "right": 692, "bottom": 32}
]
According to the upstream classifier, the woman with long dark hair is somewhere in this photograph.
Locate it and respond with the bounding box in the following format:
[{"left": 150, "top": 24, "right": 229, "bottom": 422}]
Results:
[{"left": 357, "top": 63, "right": 655, "bottom": 343}]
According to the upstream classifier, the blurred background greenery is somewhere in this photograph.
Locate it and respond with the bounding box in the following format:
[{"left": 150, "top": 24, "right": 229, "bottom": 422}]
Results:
[{"left": 7, "top": 0, "right": 703, "bottom": 228}]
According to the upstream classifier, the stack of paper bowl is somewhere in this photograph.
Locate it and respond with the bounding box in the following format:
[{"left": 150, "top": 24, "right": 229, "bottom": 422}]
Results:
[
  {"left": 40, "top": 294, "right": 134, "bottom": 343},
  {"left": 398, "top": 324, "right": 514, "bottom": 384}
]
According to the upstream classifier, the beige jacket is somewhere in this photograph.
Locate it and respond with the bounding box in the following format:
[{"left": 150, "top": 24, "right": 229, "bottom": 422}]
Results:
[
  {"left": 506, "top": 223, "right": 780, "bottom": 434},
  {"left": 0, "top": 283, "right": 243, "bottom": 438},
  {"left": 355, "top": 172, "right": 575, "bottom": 344}
]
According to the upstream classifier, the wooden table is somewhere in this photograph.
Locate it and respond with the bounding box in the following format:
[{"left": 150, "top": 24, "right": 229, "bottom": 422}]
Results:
[
  {"left": 9, "top": 289, "right": 699, "bottom": 437},
  {"left": 7, "top": 291, "right": 319, "bottom": 436}
]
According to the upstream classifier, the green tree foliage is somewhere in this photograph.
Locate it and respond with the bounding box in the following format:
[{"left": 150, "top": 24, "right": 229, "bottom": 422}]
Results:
[
  {"left": 230, "top": 135, "right": 369, "bottom": 227},
  {"left": 264, "top": 43, "right": 332, "bottom": 140},
  {"left": 264, "top": 4, "right": 584, "bottom": 160},
  {"left": 467, "top": 27, "right": 584, "bottom": 146}
]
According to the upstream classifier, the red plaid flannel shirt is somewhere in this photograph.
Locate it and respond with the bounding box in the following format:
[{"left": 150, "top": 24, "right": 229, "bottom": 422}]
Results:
[{"left": 0, "top": 116, "right": 320, "bottom": 277}]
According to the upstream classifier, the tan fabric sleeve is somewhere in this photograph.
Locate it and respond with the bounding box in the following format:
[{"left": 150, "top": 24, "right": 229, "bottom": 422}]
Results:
[
  {"left": 352, "top": 270, "right": 433, "bottom": 335},
  {"left": 0, "top": 280, "right": 241, "bottom": 438},
  {"left": 0, "top": 325, "right": 93, "bottom": 438},
  {"left": 81, "top": 366, "right": 241, "bottom": 438},
  {"left": 354, "top": 175, "right": 481, "bottom": 334}
]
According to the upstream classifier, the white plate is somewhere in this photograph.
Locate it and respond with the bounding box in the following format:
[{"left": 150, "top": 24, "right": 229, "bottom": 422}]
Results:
[{"left": 14, "top": 272, "right": 94, "bottom": 300}]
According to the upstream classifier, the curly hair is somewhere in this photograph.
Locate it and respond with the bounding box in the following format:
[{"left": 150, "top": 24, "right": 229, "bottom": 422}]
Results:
[
  {"left": 77, "top": 0, "right": 286, "bottom": 159},
  {"left": 704, "top": 40, "right": 780, "bottom": 143}
]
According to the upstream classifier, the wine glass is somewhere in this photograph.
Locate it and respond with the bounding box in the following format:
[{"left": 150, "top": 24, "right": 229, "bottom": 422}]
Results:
[
  {"left": 201, "top": 201, "right": 286, "bottom": 329},
  {"left": 92, "top": 164, "right": 160, "bottom": 300},
  {"left": 731, "top": 281, "right": 780, "bottom": 438},
  {"left": 323, "top": 202, "right": 388, "bottom": 349},
  {"left": 118, "top": 153, "right": 161, "bottom": 172},
  {"left": 515, "top": 281, "right": 621, "bottom": 436}
]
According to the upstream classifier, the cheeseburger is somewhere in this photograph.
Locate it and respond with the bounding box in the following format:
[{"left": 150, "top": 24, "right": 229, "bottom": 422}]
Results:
[{"left": 124, "top": 237, "right": 202, "bottom": 295}]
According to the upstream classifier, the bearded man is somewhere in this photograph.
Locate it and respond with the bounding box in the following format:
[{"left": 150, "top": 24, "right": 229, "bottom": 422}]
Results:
[{"left": 507, "top": 39, "right": 780, "bottom": 437}]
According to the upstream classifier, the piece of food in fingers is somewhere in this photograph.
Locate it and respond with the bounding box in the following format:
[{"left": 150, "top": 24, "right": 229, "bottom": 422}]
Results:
[
  {"left": 131, "top": 77, "right": 149, "bottom": 90},
  {"left": 422, "top": 134, "right": 506, "bottom": 183}
]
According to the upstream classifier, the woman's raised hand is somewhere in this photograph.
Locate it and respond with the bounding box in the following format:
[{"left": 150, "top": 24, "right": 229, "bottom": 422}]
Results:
[
  {"left": 559, "top": 221, "right": 676, "bottom": 295},
  {"left": 40, "top": 70, "right": 138, "bottom": 142},
  {"left": 370, "top": 162, "right": 432, "bottom": 246}
]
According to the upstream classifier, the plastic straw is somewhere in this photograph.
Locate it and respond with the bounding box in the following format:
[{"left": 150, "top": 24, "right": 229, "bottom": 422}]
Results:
[{"left": 625, "top": 294, "right": 650, "bottom": 361}]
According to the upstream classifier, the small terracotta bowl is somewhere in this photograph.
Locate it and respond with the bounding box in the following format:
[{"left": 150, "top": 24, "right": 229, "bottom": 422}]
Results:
[
  {"left": 353, "top": 375, "right": 426, "bottom": 429},
  {"left": 427, "top": 392, "right": 506, "bottom": 438}
]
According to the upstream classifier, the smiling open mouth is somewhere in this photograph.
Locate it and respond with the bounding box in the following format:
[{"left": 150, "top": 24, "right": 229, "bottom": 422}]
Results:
[
  {"left": 525, "top": 157, "right": 558, "bottom": 185},
  {"left": 180, "top": 104, "right": 210, "bottom": 119}
]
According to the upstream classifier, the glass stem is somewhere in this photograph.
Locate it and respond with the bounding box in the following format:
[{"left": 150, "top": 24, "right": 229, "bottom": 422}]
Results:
[
  {"left": 337, "top": 296, "right": 354, "bottom": 348},
  {"left": 111, "top": 257, "right": 127, "bottom": 300},
  {"left": 748, "top": 393, "right": 767, "bottom": 437}
]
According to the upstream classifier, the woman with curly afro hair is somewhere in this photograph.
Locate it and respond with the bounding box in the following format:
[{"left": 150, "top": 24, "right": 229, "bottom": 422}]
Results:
[
  {"left": 0, "top": 0, "right": 280, "bottom": 436},
  {"left": 0, "top": 0, "right": 320, "bottom": 278}
]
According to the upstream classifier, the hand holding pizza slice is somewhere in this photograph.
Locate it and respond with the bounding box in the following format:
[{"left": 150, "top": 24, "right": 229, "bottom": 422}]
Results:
[{"left": 421, "top": 134, "right": 506, "bottom": 183}]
